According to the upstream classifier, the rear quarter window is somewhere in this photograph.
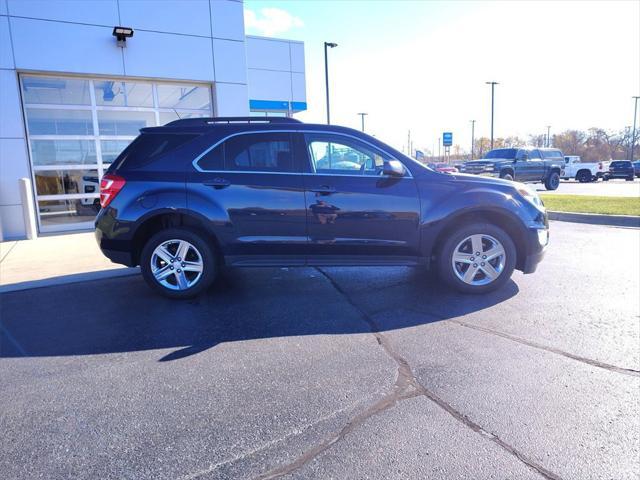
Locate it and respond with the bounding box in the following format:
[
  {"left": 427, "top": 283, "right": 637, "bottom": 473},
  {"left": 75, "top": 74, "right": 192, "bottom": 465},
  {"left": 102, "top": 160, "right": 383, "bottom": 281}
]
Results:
[
  {"left": 542, "top": 150, "right": 563, "bottom": 159},
  {"left": 112, "top": 133, "right": 198, "bottom": 170}
]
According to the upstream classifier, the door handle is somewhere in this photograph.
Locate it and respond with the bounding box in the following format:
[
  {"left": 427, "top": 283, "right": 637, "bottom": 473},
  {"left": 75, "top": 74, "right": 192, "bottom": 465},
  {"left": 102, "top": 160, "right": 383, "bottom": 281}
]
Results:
[
  {"left": 203, "top": 178, "right": 231, "bottom": 189},
  {"left": 310, "top": 185, "right": 336, "bottom": 195}
]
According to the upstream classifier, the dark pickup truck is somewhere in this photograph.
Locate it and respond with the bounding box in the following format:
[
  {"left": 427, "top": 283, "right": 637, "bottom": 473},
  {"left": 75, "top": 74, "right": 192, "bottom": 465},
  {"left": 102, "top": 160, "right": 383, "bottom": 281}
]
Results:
[{"left": 459, "top": 147, "right": 565, "bottom": 190}]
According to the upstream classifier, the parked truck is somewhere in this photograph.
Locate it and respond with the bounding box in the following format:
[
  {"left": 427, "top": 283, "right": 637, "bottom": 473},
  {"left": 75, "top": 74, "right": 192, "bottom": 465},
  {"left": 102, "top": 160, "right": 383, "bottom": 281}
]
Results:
[{"left": 561, "top": 156, "right": 610, "bottom": 182}]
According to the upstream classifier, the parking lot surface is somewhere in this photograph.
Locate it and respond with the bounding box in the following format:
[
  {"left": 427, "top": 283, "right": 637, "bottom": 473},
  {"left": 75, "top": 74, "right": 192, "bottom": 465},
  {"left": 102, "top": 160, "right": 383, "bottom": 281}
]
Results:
[
  {"left": 1, "top": 221, "right": 639, "bottom": 479},
  {"left": 535, "top": 178, "right": 640, "bottom": 196}
]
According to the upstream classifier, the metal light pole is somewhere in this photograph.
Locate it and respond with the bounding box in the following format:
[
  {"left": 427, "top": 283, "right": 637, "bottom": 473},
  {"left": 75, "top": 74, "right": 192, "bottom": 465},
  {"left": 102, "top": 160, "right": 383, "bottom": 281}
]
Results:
[
  {"left": 324, "top": 42, "right": 338, "bottom": 124},
  {"left": 631, "top": 96, "right": 639, "bottom": 161},
  {"left": 546, "top": 125, "right": 551, "bottom": 147},
  {"left": 486, "top": 81, "right": 498, "bottom": 150},
  {"left": 470, "top": 120, "right": 476, "bottom": 159},
  {"left": 357, "top": 112, "right": 368, "bottom": 132}
]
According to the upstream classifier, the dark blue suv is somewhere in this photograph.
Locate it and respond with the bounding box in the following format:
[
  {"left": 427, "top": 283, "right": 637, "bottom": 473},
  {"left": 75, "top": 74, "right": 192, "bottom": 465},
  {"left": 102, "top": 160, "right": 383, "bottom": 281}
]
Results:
[{"left": 96, "top": 117, "right": 549, "bottom": 298}]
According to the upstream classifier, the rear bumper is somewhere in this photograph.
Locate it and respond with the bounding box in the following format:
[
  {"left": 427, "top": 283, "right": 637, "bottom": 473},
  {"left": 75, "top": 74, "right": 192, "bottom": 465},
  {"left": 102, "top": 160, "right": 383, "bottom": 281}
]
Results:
[{"left": 95, "top": 228, "right": 136, "bottom": 267}]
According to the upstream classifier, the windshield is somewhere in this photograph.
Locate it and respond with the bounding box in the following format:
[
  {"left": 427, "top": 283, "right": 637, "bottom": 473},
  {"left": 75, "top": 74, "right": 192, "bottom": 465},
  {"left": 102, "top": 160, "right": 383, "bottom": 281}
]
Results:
[{"left": 484, "top": 148, "right": 518, "bottom": 159}]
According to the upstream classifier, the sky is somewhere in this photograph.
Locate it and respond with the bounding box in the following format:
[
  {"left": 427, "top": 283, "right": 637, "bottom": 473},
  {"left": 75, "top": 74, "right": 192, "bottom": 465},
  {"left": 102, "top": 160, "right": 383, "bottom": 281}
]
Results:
[{"left": 243, "top": 0, "right": 640, "bottom": 155}]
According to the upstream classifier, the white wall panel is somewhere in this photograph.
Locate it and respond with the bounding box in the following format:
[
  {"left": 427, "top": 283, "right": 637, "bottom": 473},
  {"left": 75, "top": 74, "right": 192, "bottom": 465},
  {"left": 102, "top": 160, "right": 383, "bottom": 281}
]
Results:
[
  {"left": 0, "top": 138, "right": 29, "bottom": 206},
  {"left": 123, "top": 30, "right": 214, "bottom": 81},
  {"left": 291, "top": 72, "right": 306, "bottom": 103},
  {"left": 119, "top": 0, "right": 211, "bottom": 37},
  {"left": 0, "top": 70, "right": 23, "bottom": 138},
  {"left": 213, "top": 39, "right": 246, "bottom": 84},
  {"left": 247, "top": 68, "right": 290, "bottom": 101},
  {"left": 214, "top": 82, "right": 248, "bottom": 116},
  {"left": 289, "top": 42, "right": 305, "bottom": 73},
  {"left": 211, "top": 0, "right": 244, "bottom": 41},
  {"left": 246, "top": 36, "right": 290, "bottom": 71},
  {"left": 6, "top": 0, "right": 118, "bottom": 26},
  {"left": 0, "top": 204, "right": 25, "bottom": 239},
  {"left": 0, "top": 15, "right": 13, "bottom": 69},
  {"left": 11, "top": 18, "right": 124, "bottom": 76}
]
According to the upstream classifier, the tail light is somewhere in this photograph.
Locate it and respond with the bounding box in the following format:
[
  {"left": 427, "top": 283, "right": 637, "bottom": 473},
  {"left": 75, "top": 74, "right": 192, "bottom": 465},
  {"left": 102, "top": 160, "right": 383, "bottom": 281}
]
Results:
[{"left": 99, "top": 174, "right": 126, "bottom": 208}]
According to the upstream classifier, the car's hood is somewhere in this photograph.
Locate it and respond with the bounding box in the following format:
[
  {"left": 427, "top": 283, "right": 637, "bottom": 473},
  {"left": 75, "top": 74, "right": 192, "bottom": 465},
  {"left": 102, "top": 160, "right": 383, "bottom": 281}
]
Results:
[
  {"left": 451, "top": 172, "right": 515, "bottom": 187},
  {"left": 464, "top": 159, "right": 511, "bottom": 164}
]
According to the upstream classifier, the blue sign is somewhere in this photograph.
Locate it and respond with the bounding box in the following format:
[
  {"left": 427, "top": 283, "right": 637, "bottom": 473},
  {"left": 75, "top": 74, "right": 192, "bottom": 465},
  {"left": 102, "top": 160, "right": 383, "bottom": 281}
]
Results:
[
  {"left": 415, "top": 150, "right": 424, "bottom": 161},
  {"left": 443, "top": 132, "right": 453, "bottom": 147}
]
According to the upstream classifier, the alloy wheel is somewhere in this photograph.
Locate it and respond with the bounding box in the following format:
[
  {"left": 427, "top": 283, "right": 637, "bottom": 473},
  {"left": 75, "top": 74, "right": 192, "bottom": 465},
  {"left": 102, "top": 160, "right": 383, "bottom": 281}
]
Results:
[
  {"left": 150, "top": 239, "right": 204, "bottom": 291},
  {"left": 451, "top": 234, "right": 506, "bottom": 286}
]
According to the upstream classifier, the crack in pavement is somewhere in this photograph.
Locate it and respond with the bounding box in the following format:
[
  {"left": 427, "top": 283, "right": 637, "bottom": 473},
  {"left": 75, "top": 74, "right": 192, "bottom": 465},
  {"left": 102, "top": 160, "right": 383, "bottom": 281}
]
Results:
[
  {"left": 255, "top": 268, "right": 564, "bottom": 480},
  {"left": 450, "top": 320, "right": 640, "bottom": 378}
]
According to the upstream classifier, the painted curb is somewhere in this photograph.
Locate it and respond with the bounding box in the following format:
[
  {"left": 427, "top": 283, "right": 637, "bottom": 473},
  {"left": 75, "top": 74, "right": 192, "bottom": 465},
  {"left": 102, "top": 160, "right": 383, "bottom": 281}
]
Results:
[
  {"left": 548, "top": 211, "right": 640, "bottom": 227},
  {"left": 0, "top": 267, "right": 140, "bottom": 293}
]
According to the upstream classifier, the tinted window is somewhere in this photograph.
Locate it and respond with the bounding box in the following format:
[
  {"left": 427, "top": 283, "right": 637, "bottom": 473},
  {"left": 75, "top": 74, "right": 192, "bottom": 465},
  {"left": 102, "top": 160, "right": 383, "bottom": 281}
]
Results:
[
  {"left": 484, "top": 149, "right": 517, "bottom": 159},
  {"left": 306, "top": 134, "right": 388, "bottom": 176},
  {"left": 611, "top": 161, "right": 631, "bottom": 167},
  {"left": 112, "top": 133, "right": 198, "bottom": 170},
  {"left": 198, "top": 133, "right": 294, "bottom": 172},
  {"left": 529, "top": 150, "right": 542, "bottom": 159},
  {"left": 541, "top": 150, "right": 563, "bottom": 159}
]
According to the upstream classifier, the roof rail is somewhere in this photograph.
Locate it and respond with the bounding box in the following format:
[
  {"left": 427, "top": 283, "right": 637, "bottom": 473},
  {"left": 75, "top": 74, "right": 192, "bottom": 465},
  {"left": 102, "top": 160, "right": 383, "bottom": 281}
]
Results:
[{"left": 166, "top": 116, "right": 302, "bottom": 127}]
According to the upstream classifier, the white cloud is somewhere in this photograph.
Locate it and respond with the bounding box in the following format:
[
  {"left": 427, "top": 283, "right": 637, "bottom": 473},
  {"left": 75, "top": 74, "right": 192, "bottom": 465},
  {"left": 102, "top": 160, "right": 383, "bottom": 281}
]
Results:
[{"left": 244, "top": 7, "right": 304, "bottom": 37}]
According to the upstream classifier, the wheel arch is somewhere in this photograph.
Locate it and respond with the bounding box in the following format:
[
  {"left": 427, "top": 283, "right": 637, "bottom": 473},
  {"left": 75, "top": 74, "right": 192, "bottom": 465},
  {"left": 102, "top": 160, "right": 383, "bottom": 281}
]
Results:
[
  {"left": 429, "top": 208, "right": 529, "bottom": 272},
  {"left": 130, "top": 210, "right": 223, "bottom": 266}
]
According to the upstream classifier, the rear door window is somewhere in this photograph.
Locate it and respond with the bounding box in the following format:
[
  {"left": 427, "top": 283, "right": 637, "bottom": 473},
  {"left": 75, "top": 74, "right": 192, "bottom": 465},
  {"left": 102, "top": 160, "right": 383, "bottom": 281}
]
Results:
[
  {"left": 197, "top": 132, "right": 295, "bottom": 173},
  {"left": 112, "top": 133, "right": 198, "bottom": 170}
]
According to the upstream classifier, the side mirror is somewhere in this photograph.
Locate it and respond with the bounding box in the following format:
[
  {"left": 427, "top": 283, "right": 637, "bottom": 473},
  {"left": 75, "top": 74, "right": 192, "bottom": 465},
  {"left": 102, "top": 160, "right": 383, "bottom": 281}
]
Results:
[{"left": 383, "top": 159, "right": 405, "bottom": 176}]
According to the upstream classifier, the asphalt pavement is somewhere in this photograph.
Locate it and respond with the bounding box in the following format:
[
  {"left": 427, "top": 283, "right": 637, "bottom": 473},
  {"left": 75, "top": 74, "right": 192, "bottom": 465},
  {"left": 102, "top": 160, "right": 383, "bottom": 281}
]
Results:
[
  {"left": 1, "top": 221, "right": 638, "bottom": 479},
  {"left": 535, "top": 178, "right": 640, "bottom": 196}
]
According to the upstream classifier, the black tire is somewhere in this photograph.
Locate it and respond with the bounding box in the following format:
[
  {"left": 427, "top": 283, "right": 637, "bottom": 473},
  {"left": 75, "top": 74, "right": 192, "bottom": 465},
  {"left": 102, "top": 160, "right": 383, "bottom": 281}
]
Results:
[
  {"left": 140, "top": 227, "right": 217, "bottom": 299},
  {"left": 500, "top": 172, "right": 514, "bottom": 181},
  {"left": 544, "top": 172, "right": 560, "bottom": 190},
  {"left": 603, "top": 176, "right": 609, "bottom": 181},
  {"left": 436, "top": 222, "right": 517, "bottom": 294},
  {"left": 577, "top": 170, "right": 591, "bottom": 183}
]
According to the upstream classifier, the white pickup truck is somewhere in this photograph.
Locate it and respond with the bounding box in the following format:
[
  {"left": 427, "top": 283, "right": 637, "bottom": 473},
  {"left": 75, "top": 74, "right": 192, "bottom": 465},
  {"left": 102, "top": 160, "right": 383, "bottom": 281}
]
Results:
[{"left": 561, "top": 156, "right": 610, "bottom": 182}]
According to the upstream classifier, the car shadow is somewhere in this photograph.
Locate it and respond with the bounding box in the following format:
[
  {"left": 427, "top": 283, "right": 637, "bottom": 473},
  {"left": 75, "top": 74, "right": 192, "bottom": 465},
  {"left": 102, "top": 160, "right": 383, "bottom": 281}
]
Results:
[{"left": 0, "top": 267, "right": 519, "bottom": 361}]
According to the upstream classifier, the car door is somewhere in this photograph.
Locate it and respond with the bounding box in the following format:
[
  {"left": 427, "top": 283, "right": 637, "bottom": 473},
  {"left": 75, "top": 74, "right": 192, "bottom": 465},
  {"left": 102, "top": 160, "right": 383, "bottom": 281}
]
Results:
[
  {"left": 526, "top": 149, "right": 545, "bottom": 181},
  {"left": 301, "top": 132, "right": 421, "bottom": 262},
  {"left": 186, "top": 131, "right": 307, "bottom": 265}
]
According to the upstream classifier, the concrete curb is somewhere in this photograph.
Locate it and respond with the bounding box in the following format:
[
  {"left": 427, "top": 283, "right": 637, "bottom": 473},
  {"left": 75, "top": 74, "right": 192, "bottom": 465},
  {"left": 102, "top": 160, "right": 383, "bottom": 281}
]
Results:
[
  {"left": 549, "top": 211, "right": 640, "bottom": 227},
  {"left": 0, "top": 267, "right": 140, "bottom": 294}
]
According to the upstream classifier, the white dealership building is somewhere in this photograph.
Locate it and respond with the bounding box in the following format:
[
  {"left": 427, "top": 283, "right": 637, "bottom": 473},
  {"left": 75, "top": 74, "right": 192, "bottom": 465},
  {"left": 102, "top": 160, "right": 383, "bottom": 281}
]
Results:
[{"left": 0, "top": 0, "right": 306, "bottom": 239}]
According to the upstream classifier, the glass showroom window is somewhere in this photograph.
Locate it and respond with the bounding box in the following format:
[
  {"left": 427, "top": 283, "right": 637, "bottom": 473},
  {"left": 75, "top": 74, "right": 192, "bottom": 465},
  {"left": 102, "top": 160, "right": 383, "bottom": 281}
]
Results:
[{"left": 20, "top": 75, "right": 212, "bottom": 232}]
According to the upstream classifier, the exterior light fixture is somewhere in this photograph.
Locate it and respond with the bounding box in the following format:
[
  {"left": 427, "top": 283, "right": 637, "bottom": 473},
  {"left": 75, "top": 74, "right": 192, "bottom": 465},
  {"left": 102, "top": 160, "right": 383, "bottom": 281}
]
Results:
[{"left": 112, "top": 26, "right": 134, "bottom": 47}]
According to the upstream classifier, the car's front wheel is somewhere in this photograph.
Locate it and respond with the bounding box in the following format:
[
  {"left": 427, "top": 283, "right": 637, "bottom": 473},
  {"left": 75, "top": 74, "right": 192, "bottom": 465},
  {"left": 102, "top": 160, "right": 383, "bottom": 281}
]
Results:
[
  {"left": 140, "top": 228, "right": 217, "bottom": 299},
  {"left": 437, "top": 223, "right": 516, "bottom": 294}
]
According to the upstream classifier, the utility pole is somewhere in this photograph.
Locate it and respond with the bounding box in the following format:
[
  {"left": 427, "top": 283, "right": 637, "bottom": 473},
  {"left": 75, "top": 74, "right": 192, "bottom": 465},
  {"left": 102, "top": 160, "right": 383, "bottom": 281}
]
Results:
[
  {"left": 324, "top": 42, "right": 338, "bottom": 124},
  {"left": 357, "top": 112, "right": 367, "bottom": 132},
  {"left": 486, "top": 81, "right": 498, "bottom": 150},
  {"left": 470, "top": 120, "right": 476, "bottom": 159},
  {"left": 631, "top": 96, "right": 639, "bottom": 161},
  {"left": 407, "top": 130, "right": 411, "bottom": 157},
  {"left": 546, "top": 125, "right": 551, "bottom": 147}
]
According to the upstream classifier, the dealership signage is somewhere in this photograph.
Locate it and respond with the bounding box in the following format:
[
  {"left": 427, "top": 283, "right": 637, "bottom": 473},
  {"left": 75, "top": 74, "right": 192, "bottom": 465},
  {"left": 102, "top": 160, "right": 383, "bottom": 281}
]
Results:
[{"left": 443, "top": 132, "right": 453, "bottom": 147}]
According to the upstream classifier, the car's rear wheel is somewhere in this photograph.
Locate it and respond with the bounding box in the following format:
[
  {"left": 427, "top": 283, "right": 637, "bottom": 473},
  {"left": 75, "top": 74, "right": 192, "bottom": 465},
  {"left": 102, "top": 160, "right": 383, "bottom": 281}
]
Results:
[
  {"left": 577, "top": 170, "right": 591, "bottom": 183},
  {"left": 140, "top": 228, "right": 216, "bottom": 299},
  {"left": 437, "top": 223, "right": 516, "bottom": 294},
  {"left": 544, "top": 172, "right": 560, "bottom": 190}
]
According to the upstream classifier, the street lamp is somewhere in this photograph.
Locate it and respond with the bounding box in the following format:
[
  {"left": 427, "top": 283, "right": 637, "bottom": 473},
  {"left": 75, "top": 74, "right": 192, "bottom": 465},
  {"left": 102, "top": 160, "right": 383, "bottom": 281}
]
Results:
[
  {"left": 324, "top": 42, "right": 338, "bottom": 124},
  {"left": 486, "top": 81, "right": 499, "bottom": 149},
  {"left": 631, "top": 96, "right": 639, "bottom": 161},
  {"left": 357, "top": 112, "right": 368, "bottom": 132},
  {"left": 470, "top": 119, "right": 476, "bottom": 159},
  {"left": 546, "top": 125, "right": 551, "bottom": 147}
]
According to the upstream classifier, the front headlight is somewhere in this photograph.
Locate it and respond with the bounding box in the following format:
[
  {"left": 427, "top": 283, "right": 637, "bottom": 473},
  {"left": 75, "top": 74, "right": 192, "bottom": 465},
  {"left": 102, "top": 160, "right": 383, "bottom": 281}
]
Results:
[
  {"left": 484, "top": 165, "right": 495, "bottom": 171},
  {"left": 516, "top": 184, "right": 544, "bottom": 209}
]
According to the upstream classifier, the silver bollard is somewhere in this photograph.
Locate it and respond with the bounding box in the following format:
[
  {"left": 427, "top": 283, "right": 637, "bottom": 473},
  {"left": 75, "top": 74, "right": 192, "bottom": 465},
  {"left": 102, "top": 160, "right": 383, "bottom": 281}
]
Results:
[{"left": 19, "top": 177, "right": 38, "bottom": 240}]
